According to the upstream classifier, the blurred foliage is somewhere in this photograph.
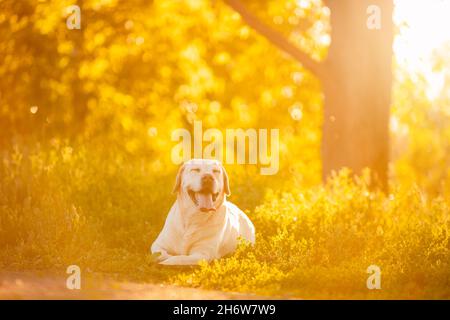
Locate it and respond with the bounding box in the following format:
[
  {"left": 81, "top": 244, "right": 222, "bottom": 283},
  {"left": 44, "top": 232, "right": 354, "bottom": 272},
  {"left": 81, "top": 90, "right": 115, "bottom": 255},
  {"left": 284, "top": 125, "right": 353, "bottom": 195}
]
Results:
[
  {"left": 0, "top": 0, "right": 449, "bottom": 298},
  {"left": 0, "top": 0, "right": 328, "bottom": 184},
  {"left": 392, "top": 43, "right": 450, "bottom": 194}
]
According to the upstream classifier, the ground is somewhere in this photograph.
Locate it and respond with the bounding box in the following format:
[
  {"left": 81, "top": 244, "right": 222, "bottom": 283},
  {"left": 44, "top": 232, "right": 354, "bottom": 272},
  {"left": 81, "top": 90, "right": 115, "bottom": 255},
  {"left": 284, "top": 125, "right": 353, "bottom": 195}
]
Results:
[{"left": 0, "top": 272, "right": 265, "bottom": 300}]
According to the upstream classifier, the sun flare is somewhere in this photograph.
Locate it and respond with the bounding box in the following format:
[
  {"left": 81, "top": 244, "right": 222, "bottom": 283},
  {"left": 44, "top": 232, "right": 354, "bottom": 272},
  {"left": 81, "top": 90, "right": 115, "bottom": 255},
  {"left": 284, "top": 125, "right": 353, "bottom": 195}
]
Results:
[{"left": 394, "top": 0, "right": 450, "bottom": 100}]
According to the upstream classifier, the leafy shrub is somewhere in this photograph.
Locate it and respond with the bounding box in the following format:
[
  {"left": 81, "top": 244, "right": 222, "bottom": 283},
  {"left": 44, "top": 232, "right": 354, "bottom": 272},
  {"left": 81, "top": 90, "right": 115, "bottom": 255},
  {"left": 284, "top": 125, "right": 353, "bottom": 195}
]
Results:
[{"left": 175, "top": 171, "right": 450, "bottom": 299}]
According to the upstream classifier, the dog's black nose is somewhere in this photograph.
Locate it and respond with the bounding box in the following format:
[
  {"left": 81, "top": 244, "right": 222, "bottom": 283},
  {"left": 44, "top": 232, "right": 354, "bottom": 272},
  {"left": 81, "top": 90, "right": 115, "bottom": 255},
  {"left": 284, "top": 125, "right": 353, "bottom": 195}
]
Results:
[
  {"left": 201, "top": 174, "right": 214, "bottom": 183},
  {"left": 201, "top": 174, "right": 215, "bottom": 192}
]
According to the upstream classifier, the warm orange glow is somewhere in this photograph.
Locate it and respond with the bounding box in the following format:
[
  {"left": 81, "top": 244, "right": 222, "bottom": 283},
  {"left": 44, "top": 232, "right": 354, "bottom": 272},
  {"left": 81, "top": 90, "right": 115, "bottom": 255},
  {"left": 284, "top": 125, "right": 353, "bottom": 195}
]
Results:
[{"left": 0, "top": 0, "right": 449, "bottom": 300}]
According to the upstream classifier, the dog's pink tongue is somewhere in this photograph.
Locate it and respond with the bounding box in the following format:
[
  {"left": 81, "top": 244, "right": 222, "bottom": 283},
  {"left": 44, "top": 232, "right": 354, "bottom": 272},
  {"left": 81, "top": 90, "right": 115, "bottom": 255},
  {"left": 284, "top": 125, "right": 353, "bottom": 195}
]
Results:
[{"left": 196, "top": 193, "right": 215, "bottom": 212}]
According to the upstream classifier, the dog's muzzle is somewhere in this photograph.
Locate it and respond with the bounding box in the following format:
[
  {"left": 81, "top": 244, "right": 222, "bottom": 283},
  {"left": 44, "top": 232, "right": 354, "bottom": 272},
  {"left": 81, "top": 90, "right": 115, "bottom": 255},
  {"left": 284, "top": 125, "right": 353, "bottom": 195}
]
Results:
[{"left": 187, "top": 174, "right": 219, "bottom": 212}]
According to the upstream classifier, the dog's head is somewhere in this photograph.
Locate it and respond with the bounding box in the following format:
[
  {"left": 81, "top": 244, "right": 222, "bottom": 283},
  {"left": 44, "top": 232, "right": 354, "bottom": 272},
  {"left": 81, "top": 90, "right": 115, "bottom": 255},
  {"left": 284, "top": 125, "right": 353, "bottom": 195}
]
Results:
[{"left": 172, "top": 159, "right": 230, "bottom": 213}]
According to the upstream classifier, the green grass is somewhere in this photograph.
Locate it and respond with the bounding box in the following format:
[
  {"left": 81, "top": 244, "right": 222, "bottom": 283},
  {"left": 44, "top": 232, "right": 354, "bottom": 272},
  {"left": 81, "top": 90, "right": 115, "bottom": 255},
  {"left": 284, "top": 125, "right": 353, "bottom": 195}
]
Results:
[{"left": 1, "top": 143, "right": 449, "bottom": 299}]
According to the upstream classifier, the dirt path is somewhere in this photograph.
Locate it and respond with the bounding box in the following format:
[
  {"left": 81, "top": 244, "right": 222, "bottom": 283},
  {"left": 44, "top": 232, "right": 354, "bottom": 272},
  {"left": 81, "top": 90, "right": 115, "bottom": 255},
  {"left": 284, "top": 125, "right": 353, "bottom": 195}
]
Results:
[{"left": 0, "top": 272, "right": 263, "bottom": 300}]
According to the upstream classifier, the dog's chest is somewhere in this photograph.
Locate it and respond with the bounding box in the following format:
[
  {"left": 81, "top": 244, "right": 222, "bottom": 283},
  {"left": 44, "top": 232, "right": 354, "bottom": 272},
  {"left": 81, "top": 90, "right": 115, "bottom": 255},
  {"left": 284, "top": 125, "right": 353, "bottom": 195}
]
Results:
[{"left": 178, "top": 212, "right": 226, "bottom": 255}]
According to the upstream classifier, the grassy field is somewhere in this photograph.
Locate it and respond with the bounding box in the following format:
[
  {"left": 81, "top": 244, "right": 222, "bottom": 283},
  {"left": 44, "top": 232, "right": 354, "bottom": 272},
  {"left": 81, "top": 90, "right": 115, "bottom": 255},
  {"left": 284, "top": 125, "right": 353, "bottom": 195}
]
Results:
[{"left": 1, "top": 143, "right": 449, "bottom": 299}]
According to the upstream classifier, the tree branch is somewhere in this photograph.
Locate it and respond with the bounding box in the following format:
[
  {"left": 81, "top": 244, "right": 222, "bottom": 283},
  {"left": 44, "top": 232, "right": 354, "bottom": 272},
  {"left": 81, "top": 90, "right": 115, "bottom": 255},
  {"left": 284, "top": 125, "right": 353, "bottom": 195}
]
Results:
[{"left": 224, "top": 0, "right": 324, "bottom": 80}]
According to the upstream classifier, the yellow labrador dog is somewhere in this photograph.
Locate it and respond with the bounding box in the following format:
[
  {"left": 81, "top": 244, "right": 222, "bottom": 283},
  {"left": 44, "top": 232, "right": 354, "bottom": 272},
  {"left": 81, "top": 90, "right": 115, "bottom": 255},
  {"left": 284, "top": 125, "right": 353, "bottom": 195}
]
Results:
[{"left": 151, "top": 159, "right": 255, "bottom": 265}]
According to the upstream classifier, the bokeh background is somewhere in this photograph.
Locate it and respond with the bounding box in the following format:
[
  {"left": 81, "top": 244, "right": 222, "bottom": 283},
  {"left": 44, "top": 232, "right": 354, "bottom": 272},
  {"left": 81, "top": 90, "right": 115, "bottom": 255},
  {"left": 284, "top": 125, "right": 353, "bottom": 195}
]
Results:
[{"left": 0, "top": 0, "right": 449, "bottom": 299}]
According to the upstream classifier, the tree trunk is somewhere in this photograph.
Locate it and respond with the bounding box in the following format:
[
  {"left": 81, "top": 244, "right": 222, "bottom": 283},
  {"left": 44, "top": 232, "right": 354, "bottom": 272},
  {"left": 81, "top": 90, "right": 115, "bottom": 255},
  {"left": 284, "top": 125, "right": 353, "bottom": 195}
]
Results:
[
  {"left": 322, "top": 0, "right": 393, "bottom": 190},
  {"left": 225, "top": 0, "right": 393, "bottom": 190}
]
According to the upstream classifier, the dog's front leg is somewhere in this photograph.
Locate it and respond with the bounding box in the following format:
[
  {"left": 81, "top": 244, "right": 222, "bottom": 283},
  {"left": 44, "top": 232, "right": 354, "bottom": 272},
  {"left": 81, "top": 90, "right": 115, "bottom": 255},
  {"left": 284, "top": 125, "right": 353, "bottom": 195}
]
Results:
[{"left": 159, "top": 253, "right": 209, "bottom": 266}]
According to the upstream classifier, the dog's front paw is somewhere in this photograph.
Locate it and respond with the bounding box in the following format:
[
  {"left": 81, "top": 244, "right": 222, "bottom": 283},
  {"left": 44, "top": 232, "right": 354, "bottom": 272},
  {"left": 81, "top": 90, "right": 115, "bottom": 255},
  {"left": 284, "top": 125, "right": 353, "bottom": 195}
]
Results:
[
  {"left": 158, "top": 254, "right": 209, "bottom": 266},
  {"left": 151, "top": 252, "right": 162, "bottom": 260},
  {"left": 159, "top": 256, "right": 185, "bottom": 265},
  {"left": 148, "top": 251, "right": 170, "bottom": 264},
  {"left": 148, "top": 252, "right": 162, "bottom": 264}
]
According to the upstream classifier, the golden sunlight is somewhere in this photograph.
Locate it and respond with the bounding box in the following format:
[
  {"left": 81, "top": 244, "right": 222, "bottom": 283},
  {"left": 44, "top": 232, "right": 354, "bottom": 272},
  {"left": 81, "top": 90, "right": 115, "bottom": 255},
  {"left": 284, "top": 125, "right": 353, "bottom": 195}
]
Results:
[
  {"left": 1, "top": 0, "right": 450, "bottom": 301},
  {"left": 394, "top": 0, "right": 450, "bottom": 100}
]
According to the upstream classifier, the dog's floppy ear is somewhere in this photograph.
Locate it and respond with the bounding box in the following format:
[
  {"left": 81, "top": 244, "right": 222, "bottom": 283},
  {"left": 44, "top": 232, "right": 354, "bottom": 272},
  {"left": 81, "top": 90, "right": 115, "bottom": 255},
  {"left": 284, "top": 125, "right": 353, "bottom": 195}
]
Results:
[
  {"left": 222, "top": 165, "right": 231, "bottom": 196},
  {"left": 172, "top": 164, "right": 185, "bottom": 194}
]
